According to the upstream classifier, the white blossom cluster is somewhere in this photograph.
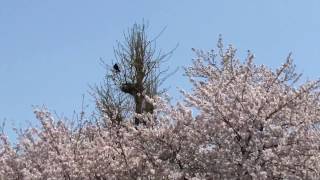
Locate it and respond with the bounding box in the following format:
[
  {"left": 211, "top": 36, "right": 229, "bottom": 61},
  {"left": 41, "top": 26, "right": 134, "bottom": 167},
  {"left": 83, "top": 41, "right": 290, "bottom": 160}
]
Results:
[{"left": 1, "top": 44, "right": 320, "bottom": 179}]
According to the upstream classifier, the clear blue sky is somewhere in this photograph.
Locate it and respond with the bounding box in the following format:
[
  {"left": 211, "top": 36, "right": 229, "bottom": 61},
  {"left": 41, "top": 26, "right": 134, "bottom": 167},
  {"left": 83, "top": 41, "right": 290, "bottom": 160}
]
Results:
[{"left": 1, "top": 0, "right": 320, "bottom": 137}]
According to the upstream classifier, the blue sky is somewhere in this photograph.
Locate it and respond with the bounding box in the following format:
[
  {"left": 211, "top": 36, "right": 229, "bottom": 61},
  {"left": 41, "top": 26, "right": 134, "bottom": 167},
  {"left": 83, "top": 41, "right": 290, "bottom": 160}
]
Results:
[{"left": 1, "top": 0, "right": 320, "bottom": 137}]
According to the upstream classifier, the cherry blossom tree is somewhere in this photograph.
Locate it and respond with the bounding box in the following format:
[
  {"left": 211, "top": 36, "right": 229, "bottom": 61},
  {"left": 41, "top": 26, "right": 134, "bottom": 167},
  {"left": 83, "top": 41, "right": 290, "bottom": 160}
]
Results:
[
  {"left": 1, "top": 39, "right": 320, "bottom": 179},
  {"left": 181, "top": 39, "right": 320, "bottom": 179}
]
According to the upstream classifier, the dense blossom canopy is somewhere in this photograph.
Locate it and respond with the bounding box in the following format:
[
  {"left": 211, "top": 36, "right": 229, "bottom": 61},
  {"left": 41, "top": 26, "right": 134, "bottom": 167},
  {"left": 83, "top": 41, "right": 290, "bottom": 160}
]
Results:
[{"left": 1, "top": 42, "right": 320, "bottom": 179}]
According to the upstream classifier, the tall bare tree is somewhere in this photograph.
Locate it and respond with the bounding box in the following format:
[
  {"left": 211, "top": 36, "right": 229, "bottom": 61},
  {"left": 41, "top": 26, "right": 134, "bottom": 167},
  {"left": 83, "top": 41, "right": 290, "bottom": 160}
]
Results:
[{"left": 94, "top": 23, "right": 175, "bottom": 126}]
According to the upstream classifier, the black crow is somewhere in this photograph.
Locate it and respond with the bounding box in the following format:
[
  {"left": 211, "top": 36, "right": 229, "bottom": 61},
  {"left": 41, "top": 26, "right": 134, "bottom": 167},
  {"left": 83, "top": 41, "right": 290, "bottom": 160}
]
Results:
[{"left": 113, "top": 63, "right": 120, "bottom": 73}]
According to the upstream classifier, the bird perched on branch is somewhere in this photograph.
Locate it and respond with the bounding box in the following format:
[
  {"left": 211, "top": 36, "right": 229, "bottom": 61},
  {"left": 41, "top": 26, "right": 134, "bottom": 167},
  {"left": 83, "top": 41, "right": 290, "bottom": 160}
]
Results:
[{"left": 113, "top": 63, "right": 120, "bottom": 73}]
